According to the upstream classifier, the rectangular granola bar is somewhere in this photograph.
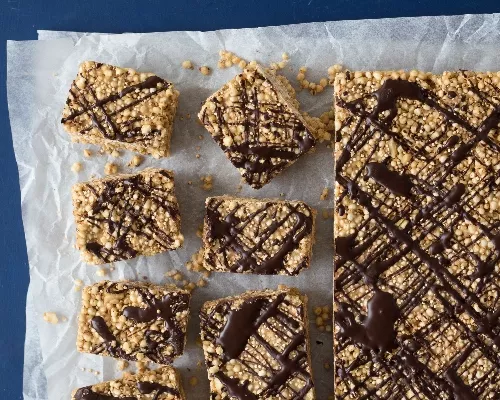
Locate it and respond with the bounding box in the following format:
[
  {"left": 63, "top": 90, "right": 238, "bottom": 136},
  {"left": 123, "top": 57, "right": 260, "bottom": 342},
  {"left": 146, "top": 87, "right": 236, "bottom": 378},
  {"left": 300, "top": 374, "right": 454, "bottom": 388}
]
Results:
[
  {"left": 72, "top": 168, "right": 183, "bottom": 264},
  {"left": 202, "top": 195, "right": 315, "bottom": 275},
  {"left": 333, "top": 70, "right": 500, "bottom": 399},
  {"left": 198, "top": 65, "right": 316, "bottom": 188},
  {"left": 77, "top": 280, "right": 190, "bottom": 365},
  {"left": 71, "top": 366, "right": 185, "bottom": 400},
  {"left": 61, "top": 61, "right": 179, "bottom": 158},
  {"left": 200, "top": 287, "right": 316, "bottom": 399}
]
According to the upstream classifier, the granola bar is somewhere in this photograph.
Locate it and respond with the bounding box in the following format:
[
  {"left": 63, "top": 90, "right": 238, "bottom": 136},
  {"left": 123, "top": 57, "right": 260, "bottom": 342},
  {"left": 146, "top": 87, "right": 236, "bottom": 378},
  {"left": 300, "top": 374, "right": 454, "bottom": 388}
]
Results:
[
  {"left": 61, "top": 61, "right": 179, "bottom": 158},
  {"left": 72, "top": 168, "right": 183, "bottom": 264},
  {"left": 203, "top": 196, "right": 316, "bottom": 275},
  {"left": 198, "top": 65, "right": 316, "bottom": 189},
  {"left": 333, "top": 70, "right": 500, "bottom": 399},
  {"left": 200, "top": 287, "right": 316, "bottom": 399},
  {"left": 72, "top": 366, "right": 185, "bottom": 399},
  {"left": 77, "top": 280, "right": 190, "bottom": 364}
]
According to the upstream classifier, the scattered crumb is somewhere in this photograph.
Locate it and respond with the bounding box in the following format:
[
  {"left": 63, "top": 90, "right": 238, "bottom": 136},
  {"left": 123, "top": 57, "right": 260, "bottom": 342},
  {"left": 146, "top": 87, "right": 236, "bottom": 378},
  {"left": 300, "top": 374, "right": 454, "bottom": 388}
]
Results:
[
  {"left": 74, "top": 278, "right": 83, "bottom": 291},
  {"left": 196, "top": 224, "right": 203, "bottom": 238},
  {"left": 186, "top": 113, "right": 191, "bottom": 119},
  {"left": 189, "top": 376, "right": 199, "bottom": 386},
  {"left": 218, "top": 50, "right": 250, "bottom": 70},
  {"left": 198, "top": 135, "right": 204, "bottom": 140},
  {"left": 136, "top": 361, "right": 149, "bottom": 373},
  {"left": 61, "top": 316, "right": 68, "bottom": 322},
  {"left": 110, "top": 266, "right": 115, "bottom": 272},
  {"left": 324, "top": 362, "right": 331, "bottom": 370},
  {"left": 195, "top": 154, "right": 201, "bottom": 159},
  {"left": 186, "top": 248, "right": 210, "bottom": 276},
  {"left": 313, "top": 305, "right": 331, "bottom": 329},
  {"left": 187, "top": 181, "right": 193, "bottom": 185},
  {"left": 199, "top": 66, "right": 211, "bottom": 75},
  {"left": 43, "top": 312, "right": 59, "bottom": 324},
  {"left": 197, "top": 360, "right": 204, "bottom": 368},
  {"left": 96, "top": 268, "right": 108, "bottom": 277},
  {"left": 320, "top": 187, "right": 329, "bottom": 201},
  {"left": 201, "top": 175, "right": 213, "bottom": 190},
  {"left": 71, "top": 162, "right": 82, "bottom": 173},
  {"left": 197, "top": 278, "right": 207, "bottom": 288},
  {"left": 182, "top": 60, "right": 194, "bottom": 70},
  {"left": 104, "top": 162, "right": 118, "bottom": 175},
  {"left": 111, "top": 150, "right": 120, "bottom": 158},
  {"left": 117, "top": 360, "right": 129, "bottom": 371},
  {"left": 322, "top": 209, "right": 329, "bottom": 220},
  {"left": 128, "top": 155, "right": 143, "bottom": 167},
  {"left": 83, "top": 149, "right": 92, "bottom": 158},
  {"left": 280, "top": 193, "right": 285, "bottom": 197},
  {"left": 184, "top": 282, "right": 196, "bottom": 292}
]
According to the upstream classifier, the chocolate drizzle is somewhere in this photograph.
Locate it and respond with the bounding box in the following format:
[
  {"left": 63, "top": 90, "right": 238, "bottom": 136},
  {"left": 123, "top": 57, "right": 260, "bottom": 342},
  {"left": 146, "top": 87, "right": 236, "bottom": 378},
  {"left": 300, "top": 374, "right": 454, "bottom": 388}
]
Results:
[
  {"left": 335, "top": 74, "right": 500, "bottom": 399},
  {"left": 74, "top": 387, "right": 136, "bottom": 400},
  {"left": 89, "top": 282, "right": 189, "bottom": 364},
  {"left": 74, "top": 381, "right": 179, "bottom": 400},
  {"left": 205, "top": 198, "right": 313, "bottom": 275},
  {"left": 62, "top": 64, "right": 170, "bottom": 143},
  {"left": 81, "top": 170, "right": 180, "bottom": 263},
  {"left": 137, "top": 381, "right": 180, "bottom": 400},
  {"left": 200, "top": 292, "right": 314, "bottom": 399},
  {"left": 200, "top": 69, "right": 316, "bottom": 188}
]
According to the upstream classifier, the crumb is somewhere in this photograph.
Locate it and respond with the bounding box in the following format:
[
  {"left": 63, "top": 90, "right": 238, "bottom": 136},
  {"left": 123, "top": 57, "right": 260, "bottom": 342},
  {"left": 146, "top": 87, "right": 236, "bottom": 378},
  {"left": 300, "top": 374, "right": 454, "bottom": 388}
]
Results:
[
  {"left": 201, "top": 175, "right": 213, "bottom": 191},
  {"left": 173, "top": 272, "right": 183, "bottom": 281},
  {"left": 182, "top": 60, "right": 194, "bottom": 70},
  {"left": 196, "top": 154, "right": 201, "bottom": 159},
  {"left": 136, "top": 361, "right": 149, "bottom": 373},
  {"left": 322, "top": 209, "right": 329, "bottom": 220},
  {"left": 117, "top": 360, "right": 129, "bottom": 371},
  {"left": 43, "top": 312, "right": 59, "bottom": 324},
  {"left": 320, "top": 187, "right": 329, "bottom": 201},
  {"left": 104, "top": 162, "right": 118, "bottom": 175},
  {"left": 111, "top": 150, "right": 120, "bottom": 158},
  {"left": 199, "top": 66, "right": 211, "bottom": 75},
  {"left": 324, "top": 362, "right": 331, "bottom": 370},
  {"left": 128, "top": 155, "right": 143, "bottom": 167},
  {"left": 74, "top": 278, "right": 83, "bottom": 291},
  {"left": 188, "top": 181, "right": 192, "bottom": 185},
  {"left": 189, "top": 376, "right": 199, "bottom": 386},
  {"left": 184, "top": 282, "right": 196, "bottom": 292},
  {"left": 198, "top": 135, "right": 204, "bottom": 140},
  {"left": 71, "top": 162, "right": 82, "bottom": 173},
  {"left": 96, "top": 268, "right": 107, "bottom": 277},
  {"left": 197, "top": 278, "right": 207, "bottom": 288},
  {"left": 83, "top": 149, "right": 92, "bottom": 158}
]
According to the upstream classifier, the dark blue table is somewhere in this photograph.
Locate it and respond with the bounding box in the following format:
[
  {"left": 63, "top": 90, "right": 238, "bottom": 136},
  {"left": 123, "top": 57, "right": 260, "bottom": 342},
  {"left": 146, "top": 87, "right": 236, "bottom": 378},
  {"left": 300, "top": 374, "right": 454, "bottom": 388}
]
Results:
[{"left": 1, "top": 1, "right": 499, "bottom": 398}]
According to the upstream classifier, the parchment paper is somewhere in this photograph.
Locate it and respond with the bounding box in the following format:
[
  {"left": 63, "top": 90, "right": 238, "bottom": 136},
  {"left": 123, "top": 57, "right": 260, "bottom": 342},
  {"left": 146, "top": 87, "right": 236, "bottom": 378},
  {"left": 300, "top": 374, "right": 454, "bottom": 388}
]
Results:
[{"left": 7, "top": 13, "right": 500, "bottom": 400}]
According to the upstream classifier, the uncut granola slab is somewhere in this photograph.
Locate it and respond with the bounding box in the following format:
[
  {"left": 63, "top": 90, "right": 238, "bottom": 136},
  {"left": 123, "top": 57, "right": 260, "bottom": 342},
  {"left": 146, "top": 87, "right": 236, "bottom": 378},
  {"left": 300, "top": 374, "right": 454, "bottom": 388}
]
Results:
[
  {"left": 200, "top": 287, "right": 315, "bottom": 399},
  {"left": 61, "top": 61, "right": 179, "bottom": 158},
  {"left": 202, "top": 196, "right": 316, "bottom": 275},
  {"left": 72, "top": 168, "right": 183, "bottom": 264},
  {"left": 72, "top": 366, "right": 185, "bottom": 400},
  {"left": 198, "top": 65, "right": 316, "bottom": 189},
  {"left": 77, "top": 280, "right": 190, "bottom": 364},
  {"left": 333, "top": 70, "right": 500, "bottom": 399}
]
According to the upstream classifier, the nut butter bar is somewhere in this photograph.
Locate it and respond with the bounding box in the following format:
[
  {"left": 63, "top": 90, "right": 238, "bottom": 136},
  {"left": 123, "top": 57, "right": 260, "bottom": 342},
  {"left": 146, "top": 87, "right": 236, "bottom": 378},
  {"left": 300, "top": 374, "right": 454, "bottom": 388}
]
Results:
[
  {"left": 333, "top": 70, "right": 500, "bottom": 399},
  {"left": 77, "top": 280, "right": 190, "bottom": 364},
  {"left": 200, "top": 287, "right": 315, "bottom": 399},
  {"left": 72, "top": 366, "right": 185, "bottom": 400},
  {"left": 72, "top": 168, "right": 183, "bottom": 265},
  {"left": 61, "top": 61, "right": 179, "bottom": 158},
  {"left": 202, "top": 196, "right": 316, "bottom": 275},
  {"left": 198, "top": 65, "right": 316, "bottom": 189}
]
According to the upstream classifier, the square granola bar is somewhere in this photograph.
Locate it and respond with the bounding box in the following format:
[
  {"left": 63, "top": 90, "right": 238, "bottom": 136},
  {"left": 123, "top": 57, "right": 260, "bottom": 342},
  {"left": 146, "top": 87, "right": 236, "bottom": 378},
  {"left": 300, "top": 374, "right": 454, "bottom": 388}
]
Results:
[
  {"left": 203, "top": 196, "right": 316, "bottom": 275},
  {"left": 198, "top": 65, "right": 316, "bottom": 189},
  {"left": 72, "top": 366, "right": 185, "bottom": 400},
  {"left": 77, "top": 280, "right": 190, "bottom": 365},
  {"left": 333, "top": 70, "right": 500, "bottom": 399},
  {"left": 62, "top": 61, "right": 179, "bottom": 158},
  {"left": 200, "top": 287, "right": 315, "bottom": 399},
  {"left": 72, "top": 168, "right": 183, "bottom": 265}
]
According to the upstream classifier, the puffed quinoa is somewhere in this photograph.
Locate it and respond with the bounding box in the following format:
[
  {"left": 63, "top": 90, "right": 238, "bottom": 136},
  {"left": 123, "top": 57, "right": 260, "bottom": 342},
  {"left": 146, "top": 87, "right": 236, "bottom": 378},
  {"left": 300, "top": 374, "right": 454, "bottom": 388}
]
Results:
[
  {"left": 104, "top": 162, "right": 118, "bottom": 175},
  {"left": 72, "top": 168, "right": 183, "bottom": 264},
  {"left": 200, "top": 287, "right": 316, "bottom": 399},
  {"left": 182, "top": 60, "right": 194, "bottom": 70},
  {"left": 334, "top": 70, "right": 500, "bottom": 399},
  {"left": 203, "top": 196, "right": 316, "bottom": 276},
  {"left": 71, "top": 366, "right": 185, "bottom": 399},
  {"left": 71, "top": 162, "right": 83, "bottom": 173},
  {"left": 199, "top": 66, "right": 211, "bottom": 75},
  {"left": 128, "top": 154, "right": 143, "bottom": 167},
  {"left": 43, "top": 312, "right": 59, "bottom": 324},
  {"left": 61, "top": 62, "right": 179, "bottom": 158},
  {"left": 83, "top": 149, "right": 92, "bottom": 158},
  {"left": 77, "top": 280, "right": 190, "bottom": 364}
]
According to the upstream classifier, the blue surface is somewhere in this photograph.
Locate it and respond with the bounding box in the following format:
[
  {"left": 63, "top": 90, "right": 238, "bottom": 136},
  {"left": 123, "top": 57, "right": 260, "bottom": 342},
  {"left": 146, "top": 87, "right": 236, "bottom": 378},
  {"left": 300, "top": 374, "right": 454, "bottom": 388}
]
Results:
[{"left": 1, "top": 1, "right": 500, "bottom": 398}]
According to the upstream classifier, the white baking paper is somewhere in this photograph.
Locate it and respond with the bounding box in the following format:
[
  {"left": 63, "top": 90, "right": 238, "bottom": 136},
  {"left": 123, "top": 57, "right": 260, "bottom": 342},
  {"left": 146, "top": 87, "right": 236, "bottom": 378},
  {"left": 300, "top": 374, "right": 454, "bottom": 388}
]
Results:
[{"left": 7, "top": 13, "right": 500, "bottom": 400}]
